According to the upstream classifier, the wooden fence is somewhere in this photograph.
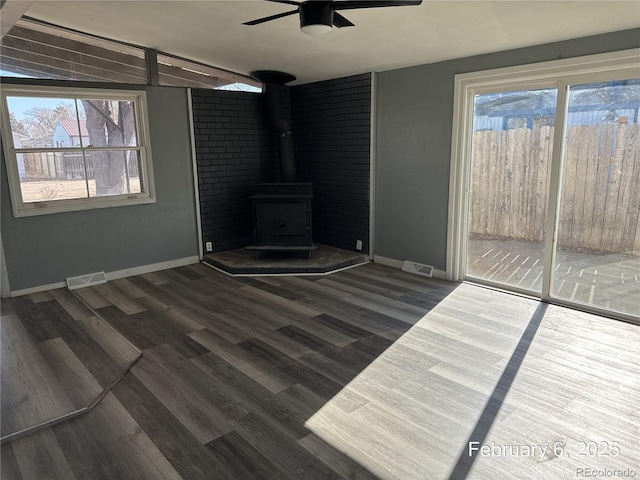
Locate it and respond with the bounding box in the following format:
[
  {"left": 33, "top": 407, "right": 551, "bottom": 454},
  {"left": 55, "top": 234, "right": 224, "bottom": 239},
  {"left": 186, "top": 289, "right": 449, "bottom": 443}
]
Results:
[
  {"left": 22, "top": 152, "right": 59, "bottom": 178},
  {"left": 22, "top": 152, "right": 139, "bottom": 180},
  {"left": 470, "top": 123, "right": 640, "bottom": 254}
]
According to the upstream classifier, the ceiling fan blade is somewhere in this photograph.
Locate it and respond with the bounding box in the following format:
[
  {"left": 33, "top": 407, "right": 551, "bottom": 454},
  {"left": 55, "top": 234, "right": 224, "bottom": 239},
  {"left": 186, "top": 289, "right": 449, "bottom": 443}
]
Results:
[
  {"left": 334, "top": 0, "right": 422, "bottom": 11},
  {"left": 333, "top": 12, "right": 355, "bottom": 28},
  {"left": 263, "top": 0, "right": 300, "bottom": 5},
  {"left": 243, "top": 9, "right": 298, "bottom": 26}
]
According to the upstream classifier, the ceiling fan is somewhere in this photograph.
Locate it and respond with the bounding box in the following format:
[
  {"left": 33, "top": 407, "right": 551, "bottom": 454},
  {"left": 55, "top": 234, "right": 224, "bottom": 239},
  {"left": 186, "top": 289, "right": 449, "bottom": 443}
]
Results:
[{"left": 244, "top": 0, "right": 423, "bottom": 35}]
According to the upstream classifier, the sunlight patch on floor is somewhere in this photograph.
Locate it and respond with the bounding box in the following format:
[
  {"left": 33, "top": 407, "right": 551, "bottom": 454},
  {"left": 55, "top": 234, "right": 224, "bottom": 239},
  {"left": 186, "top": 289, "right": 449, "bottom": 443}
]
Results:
[{"left": 304, "top": 284, "right": 640, "bottom": 479}]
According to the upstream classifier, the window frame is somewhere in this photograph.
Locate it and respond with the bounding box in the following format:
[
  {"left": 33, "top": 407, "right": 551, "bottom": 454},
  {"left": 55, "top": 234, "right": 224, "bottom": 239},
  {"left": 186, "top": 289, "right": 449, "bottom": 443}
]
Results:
[{"left": 1, "top": 85, "right": 156, "bottom": 217}]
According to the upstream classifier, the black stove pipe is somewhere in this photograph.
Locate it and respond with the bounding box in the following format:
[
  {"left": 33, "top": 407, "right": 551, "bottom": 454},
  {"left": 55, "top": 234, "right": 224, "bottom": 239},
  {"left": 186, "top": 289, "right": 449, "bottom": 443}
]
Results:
[{"left": 252, "top": 71, "right": 297, "bottom": 183}]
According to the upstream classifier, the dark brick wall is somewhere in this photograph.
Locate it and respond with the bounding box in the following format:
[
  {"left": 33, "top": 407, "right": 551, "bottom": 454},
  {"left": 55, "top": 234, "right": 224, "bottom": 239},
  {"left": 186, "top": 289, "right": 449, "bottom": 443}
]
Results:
[
  {"left": 192, "top": 73, "right": 371, "bottom": 254},
  {"left": 292, "top": 73, "right": 371, "bottom": 253},
  {"left": 192, "top": 89, "right": 278, "bottom": 252}
]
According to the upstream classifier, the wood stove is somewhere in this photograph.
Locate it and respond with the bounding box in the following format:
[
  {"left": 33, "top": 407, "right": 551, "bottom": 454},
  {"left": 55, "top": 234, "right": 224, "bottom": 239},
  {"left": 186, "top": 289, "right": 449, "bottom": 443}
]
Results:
[
  {"left": 246, "top": 183, "right": 316, "bottom": 258},
  {"left": 245, "top": 71, "right": 317, "bottom": 258}
]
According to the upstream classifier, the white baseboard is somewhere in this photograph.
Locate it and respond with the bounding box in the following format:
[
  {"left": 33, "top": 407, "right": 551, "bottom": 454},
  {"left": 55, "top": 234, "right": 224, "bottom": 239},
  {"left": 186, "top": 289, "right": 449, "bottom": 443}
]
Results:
[
  {"left": 10, "top": 256, "right": 200, "bottom": 297},
  {"left": 432, "top": 268, "right": 447, "bottom": 280},
  {"left": 373, "top": 255, "right": 404, "bottom": 269},
  {"left": 373, "top": 255, "right": 446, "bottom": 279},
  {"left": 105, "top": 256, "right": 200, "bottom": 281},
  {"left": 11, "top": 281, "right": 67, "bottom": 297}
]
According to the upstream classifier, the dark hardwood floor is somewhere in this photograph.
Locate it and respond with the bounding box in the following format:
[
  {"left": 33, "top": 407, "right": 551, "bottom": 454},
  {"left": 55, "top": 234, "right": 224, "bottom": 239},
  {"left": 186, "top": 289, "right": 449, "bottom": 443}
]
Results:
[
  {"left": 1, "top": 287, "right": 140, "bottom": 442},
  {"left": 1, "top": 262, "right": 638, "bottom": 479}
]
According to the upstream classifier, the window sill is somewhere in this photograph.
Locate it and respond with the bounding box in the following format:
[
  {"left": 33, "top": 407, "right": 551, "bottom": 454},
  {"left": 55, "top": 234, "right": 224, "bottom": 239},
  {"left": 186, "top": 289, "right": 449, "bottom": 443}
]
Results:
[{"left": 11, "top": 195, "right": 157, "bottom": 218}]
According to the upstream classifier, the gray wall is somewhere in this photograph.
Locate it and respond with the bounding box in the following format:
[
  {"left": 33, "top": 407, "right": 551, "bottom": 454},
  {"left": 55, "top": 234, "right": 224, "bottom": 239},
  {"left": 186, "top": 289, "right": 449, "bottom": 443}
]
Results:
[
  {"left": 1, "top": 86, "right": 199, "bottom": 292},
  {"left": 375, "top": 28, "right": 640, "bottom": 270}
]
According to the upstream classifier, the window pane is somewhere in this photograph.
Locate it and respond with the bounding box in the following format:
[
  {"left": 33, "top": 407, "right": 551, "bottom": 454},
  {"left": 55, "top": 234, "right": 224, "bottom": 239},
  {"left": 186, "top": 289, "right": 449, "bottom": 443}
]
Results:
[
  {"left": 16, "top": 150, "right": 143, "bottom": 201},
  {"left": 157, "top": 54, "right": 262, "bottom": 92},
  {"left": 0, "top": 20, "right": 147, "bottom": 83},
  {"left": 552, "top": 79, "right": 640, "bottom": 317},
  {"left": 19, "top": 151, "right": 89, "bottom": 202},
  {"left": 467, "top": 88, "right": 557, "bottom": 293},
  {"left": 6, "top": 96, "right": 81, "bottom": 148},
  {"left": 88, "top": 150, "right": 142, "bottom": 197},
  {"left": 6, "top": 96, "right": 139, "bottom": 149},
  {"left": 78, "top": 100, "right": 138, "bottom": 147},
  {"left": 21, "top": 178, "right": 90, "bottom": 202}
]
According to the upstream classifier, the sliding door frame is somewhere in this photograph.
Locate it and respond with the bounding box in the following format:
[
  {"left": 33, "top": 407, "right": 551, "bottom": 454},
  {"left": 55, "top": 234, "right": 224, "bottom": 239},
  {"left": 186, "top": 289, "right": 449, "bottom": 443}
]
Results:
[{"left": 447, "top": 48, "right": 640, "bottom": 323}]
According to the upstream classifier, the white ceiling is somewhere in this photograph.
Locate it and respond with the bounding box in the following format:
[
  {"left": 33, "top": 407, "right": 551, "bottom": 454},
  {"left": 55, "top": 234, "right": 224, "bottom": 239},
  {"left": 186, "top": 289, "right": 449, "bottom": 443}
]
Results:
[{"left": 12, "top": 0, "right": 640, "bottom": 85}]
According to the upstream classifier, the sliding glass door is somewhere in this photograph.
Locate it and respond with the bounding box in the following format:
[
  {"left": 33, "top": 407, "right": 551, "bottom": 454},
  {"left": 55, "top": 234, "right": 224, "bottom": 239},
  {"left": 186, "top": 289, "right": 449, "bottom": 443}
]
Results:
[
  {"left": 461, "top": 72, "right": 640, "bottom": 320},
  {"left": 552, "top": 80, "right": 640, "bottom": 317},
  {"left": 466, "top": 88, "right": 556, "bottom": 294}
]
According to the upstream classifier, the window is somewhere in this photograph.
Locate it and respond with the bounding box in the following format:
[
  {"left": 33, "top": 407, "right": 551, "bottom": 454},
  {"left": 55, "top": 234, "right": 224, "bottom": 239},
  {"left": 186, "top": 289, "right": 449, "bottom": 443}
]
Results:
[
  {"left": 1, "top": 85, "right": 155, "bottom": 217},
  {"left": 157, "top": 54, "right": 262, "bottom": 92},
  {"left": 0, "top": 19, "right": 261, "bottom": 92},
  {"left": 0, "top": 20, "right": 147, "bottom": 84},
  {"left": 448, "top": 48, "right": 640, "bottom": 322}
]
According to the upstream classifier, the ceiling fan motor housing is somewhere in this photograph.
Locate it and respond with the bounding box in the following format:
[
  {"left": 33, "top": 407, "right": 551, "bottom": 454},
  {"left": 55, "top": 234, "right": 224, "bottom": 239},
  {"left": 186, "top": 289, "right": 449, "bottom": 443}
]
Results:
[{"left": 300, "top": 2, "right": 334, "bottom": 30}]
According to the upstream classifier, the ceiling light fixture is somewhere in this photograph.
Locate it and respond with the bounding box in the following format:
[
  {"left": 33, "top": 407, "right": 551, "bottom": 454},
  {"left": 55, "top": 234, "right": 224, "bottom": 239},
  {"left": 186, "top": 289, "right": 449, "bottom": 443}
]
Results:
[{"left": 299, "top": 2, "right": 333, "bottom": 35}]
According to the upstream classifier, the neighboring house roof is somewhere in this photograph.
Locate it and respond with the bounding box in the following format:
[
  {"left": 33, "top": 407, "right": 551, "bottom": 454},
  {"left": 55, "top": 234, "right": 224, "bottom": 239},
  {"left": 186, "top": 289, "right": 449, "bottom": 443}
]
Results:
[
  {"left": 23, "top": 137, "right": 53, "bottom": 148},
  {"left": 12, "top": 131, "right": 30, "bottom": 147},
  {"left": 58, "top": 118, "right": 89, "bottom": 137}
]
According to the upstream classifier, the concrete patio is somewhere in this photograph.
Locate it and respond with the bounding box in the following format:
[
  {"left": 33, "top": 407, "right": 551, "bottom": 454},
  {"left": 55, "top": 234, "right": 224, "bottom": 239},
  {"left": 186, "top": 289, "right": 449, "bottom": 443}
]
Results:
[{"left": 467, "top": 237, "right": 640, "bottom": 317}]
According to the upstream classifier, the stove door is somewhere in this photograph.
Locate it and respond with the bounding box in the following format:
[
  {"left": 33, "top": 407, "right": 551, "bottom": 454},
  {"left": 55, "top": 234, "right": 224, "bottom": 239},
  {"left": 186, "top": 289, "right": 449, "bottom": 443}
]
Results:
[{"left": 256, "top": 203, "right": 306, "bottom": 236}]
